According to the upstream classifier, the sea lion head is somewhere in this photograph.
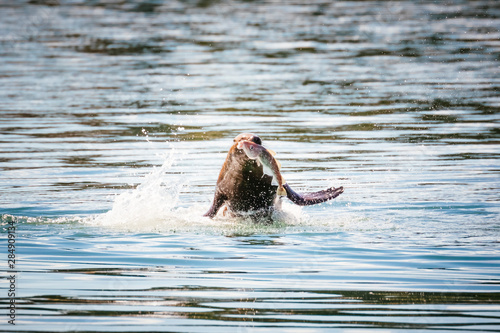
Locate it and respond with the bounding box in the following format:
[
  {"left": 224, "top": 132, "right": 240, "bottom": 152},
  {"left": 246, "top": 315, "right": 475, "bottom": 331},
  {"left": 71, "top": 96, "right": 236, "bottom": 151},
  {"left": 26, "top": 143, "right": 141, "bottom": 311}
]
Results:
[
  {"left": 230, "top": 133, "right": 265, "bottom": 171},
  {"left": 233, "top": 133, "right": 262, "bottom": 145}
]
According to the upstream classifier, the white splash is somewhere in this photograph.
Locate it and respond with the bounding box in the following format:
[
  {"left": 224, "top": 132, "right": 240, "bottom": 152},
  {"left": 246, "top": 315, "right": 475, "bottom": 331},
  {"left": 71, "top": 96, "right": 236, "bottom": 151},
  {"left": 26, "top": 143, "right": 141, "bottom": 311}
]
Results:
[{"left": 92, "top": 150, "right": 192, "bottom": 231}]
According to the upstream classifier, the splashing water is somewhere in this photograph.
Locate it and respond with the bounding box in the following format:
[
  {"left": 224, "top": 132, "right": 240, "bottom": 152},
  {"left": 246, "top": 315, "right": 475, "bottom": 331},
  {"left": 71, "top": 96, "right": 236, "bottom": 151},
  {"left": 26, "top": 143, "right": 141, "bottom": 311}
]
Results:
[
  {"left": 84, "top": 149, "right": 317, "bottom": 234},
  {"left": 85, "top": 150, "right": 368, "bottom": 235},
  {"left": 92, "top": 150, "right": 191, "bottom": 231}
]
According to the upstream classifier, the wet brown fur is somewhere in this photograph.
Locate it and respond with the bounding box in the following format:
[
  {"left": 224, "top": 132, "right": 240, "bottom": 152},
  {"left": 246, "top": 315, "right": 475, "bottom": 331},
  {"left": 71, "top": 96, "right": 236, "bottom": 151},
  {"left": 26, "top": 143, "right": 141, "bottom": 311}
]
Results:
[{"left": 204, "top": 133, "right": 343, "bottom": 219}]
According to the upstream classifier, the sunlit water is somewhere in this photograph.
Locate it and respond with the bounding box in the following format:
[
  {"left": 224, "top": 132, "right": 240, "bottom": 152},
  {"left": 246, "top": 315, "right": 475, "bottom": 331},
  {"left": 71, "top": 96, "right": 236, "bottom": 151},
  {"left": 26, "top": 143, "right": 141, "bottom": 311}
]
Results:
[{"left": 1, "top": 0, "right": 500, "bottom": 332}]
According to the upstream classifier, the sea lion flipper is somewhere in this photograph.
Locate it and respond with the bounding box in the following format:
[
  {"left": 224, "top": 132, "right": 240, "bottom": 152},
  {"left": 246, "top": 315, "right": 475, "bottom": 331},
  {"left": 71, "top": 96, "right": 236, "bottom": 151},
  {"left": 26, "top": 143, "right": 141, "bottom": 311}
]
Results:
[
  {"left": 284, "top": 183, "right": 343, "bottom": 206},
  {"left": 204, "top": 192, "right": 228, "bottom": 218}
]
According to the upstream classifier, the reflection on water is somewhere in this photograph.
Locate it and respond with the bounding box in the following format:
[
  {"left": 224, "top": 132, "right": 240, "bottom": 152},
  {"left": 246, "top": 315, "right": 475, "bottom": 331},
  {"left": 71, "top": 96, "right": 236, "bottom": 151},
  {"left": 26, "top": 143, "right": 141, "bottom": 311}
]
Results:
[
  {"left": 6, "top": 225, "right": 500, "bottom": 332},
  {"left": 19, "top": 288, "right": 500, "bottom": 332},
  {"left": 0, "top": 0, "right": 499, "bottom": 332}
]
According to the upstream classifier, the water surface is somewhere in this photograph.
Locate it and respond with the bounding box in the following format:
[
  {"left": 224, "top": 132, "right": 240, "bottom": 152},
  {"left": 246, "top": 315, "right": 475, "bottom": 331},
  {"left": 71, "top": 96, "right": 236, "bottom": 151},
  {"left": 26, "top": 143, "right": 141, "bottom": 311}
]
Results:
[{"left": 1, "top": 0, "right": 499, "bottom": 332}]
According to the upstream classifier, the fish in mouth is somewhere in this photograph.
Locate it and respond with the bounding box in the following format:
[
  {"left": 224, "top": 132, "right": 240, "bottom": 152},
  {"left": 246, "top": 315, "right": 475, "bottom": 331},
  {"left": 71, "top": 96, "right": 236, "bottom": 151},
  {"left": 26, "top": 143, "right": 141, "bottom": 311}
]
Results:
[{"left": 237, "top": 139, "right": 287, "bottom": 198}]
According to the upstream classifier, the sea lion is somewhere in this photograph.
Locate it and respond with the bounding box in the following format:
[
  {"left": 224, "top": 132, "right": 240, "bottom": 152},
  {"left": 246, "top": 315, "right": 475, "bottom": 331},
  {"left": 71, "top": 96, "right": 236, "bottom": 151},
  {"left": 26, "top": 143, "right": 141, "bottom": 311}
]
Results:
[{"left": 204, "top": 133, "right": 344, "bottom": 219}]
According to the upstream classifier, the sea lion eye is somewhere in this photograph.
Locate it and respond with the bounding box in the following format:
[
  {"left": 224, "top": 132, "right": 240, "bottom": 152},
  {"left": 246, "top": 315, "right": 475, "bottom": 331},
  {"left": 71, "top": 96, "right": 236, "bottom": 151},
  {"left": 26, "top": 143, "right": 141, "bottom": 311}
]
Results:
[{"left": 250, "top": 146, "right": 253, "bottom": 150}]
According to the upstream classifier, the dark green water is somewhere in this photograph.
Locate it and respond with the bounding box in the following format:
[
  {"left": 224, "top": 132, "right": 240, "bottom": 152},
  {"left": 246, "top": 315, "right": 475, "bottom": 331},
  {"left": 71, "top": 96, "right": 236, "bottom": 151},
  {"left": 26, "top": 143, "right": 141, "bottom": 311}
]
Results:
[{"left": 1, "top": 0, "right": 499, "bottom": 332}]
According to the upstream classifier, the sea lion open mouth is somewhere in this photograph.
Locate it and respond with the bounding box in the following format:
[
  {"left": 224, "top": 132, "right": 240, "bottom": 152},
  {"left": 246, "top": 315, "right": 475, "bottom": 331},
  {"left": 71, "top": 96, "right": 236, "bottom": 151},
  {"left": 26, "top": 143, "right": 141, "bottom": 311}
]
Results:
[{"left": 204, "top": 133, "right": 344, "bottom": 219}]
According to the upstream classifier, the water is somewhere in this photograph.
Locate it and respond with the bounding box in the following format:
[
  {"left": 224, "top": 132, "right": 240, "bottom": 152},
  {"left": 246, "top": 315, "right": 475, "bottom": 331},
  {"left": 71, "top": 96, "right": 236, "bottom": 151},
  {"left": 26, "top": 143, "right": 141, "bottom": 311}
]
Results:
[{"left": 1, "top": 0, "right": 500, "bottom": 331}]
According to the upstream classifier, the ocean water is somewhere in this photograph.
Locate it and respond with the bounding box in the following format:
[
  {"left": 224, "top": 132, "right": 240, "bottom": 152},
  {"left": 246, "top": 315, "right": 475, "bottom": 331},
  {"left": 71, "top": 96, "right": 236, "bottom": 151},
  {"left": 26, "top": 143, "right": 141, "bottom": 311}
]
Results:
[{"left": 1, "top": 0, "right": 500, "bottom": 332}]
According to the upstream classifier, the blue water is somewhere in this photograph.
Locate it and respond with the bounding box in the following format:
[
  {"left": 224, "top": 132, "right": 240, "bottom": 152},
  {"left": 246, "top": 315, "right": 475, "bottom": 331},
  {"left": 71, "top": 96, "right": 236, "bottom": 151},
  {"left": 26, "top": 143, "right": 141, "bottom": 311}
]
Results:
[{"left": 1, "top": 0, "right": 500, "bottom": 332}]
